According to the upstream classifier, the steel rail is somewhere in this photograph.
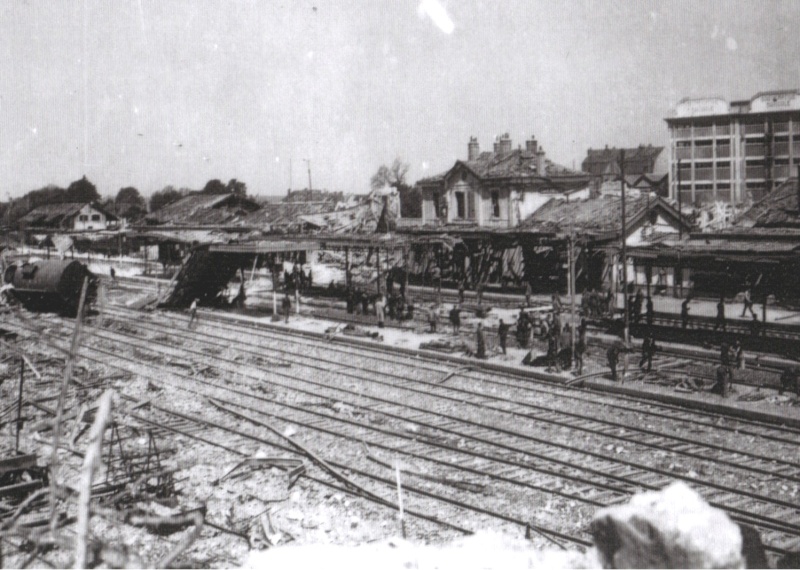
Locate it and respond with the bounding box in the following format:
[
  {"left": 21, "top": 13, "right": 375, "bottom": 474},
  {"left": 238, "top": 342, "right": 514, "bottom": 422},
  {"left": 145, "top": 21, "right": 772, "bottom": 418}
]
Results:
[
  {"left": 108, "top": 303, "right": 800, "bottom": 445},
  {"left": 9, "top": 315, "right": 800, "bottom": 549},
  {"left": 92, "top": 307, "right": 800, "bottom": 485}
]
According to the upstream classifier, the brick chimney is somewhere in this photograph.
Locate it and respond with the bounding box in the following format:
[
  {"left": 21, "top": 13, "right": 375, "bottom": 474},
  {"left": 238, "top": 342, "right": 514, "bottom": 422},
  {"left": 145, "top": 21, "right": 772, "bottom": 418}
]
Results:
[
  {"left": 525, "top": 136, "right": 538, "bottom": 155},
  {"left": 498, "top": 133, "right": 512, "bottom": 156},
  {"left": 468, "top": 136, "right": 480, "bottom": 161}
]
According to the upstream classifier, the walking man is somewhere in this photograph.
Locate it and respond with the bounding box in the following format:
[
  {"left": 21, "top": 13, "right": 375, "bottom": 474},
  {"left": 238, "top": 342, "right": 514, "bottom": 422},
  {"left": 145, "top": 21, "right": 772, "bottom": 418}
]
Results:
[
  {"left": 734, "top": 340, "right": 745, "bottom": 371},
  {"left": 741, "top": 288, "right": 756, "bottom": 318},
  {"left": 497, "top": 319, "right": 509, "bottom": 355},
  {"left": 639, "top": 333, "right": 657, "bottom": 372},
  {"left": 714, "top": 295, "right": 727, "bottom": 332},
  {"left": 188, "top": 298, "right": 199, "bottom": 329}
]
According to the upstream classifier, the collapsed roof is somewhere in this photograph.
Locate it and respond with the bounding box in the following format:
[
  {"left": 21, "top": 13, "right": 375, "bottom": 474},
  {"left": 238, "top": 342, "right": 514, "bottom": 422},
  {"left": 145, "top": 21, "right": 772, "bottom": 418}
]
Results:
[
  {"left": 739, "top": 177, "right": 800, "bottom": 229},
  {"left": 145, "top": 193, "right": 260, "bottom": 226}
]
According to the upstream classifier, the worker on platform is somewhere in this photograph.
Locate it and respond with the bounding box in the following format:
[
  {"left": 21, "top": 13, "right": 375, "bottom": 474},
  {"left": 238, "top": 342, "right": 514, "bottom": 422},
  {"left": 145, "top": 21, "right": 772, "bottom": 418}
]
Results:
[
  {"left": 714, "top": 294, "right": 727, "bottom": 332},
  {"left": 741, "top": 288, "right": 757, "bottom": 318},
  {"left": 282, "top": 292, "right": 292, "bottom": 323},
  {"left": 525, "top": 282, "right": 532, "bottom": 307},
  {"left": 475, "top": 322, "right": 486, "bottom": 359},
  {"left": 681, "top": 296, "right": 691, "bottom": 329},
  {"left": 712, "top": 364, "right": 732, "bottom": 398},
  {"left": 458, "top": 280, "right": 466, "bottom": 304},
  {"left": 449, "top": 304, "right": 461, "bottom": 334},
  {"left": 497, "top": 319, "right": 509, "bottom": 355},
  {"left": 639, "top": 333, "right": 657, "bottom": 373},
  {"left": 428, "top": 306, "right": 438, "bottom": 333},
  {"left": 750, "top": 313, "right": 762, "bottom": 337},
  {"left": 607, "top": 343, "right": 622, "bottom": 381},
  {"left": 109, "top": 266, "right": 117, "bottom": 284},
  {"left": 734, "top": 340, "right": 745, "bottom": 371},
  {"left": 645, "top": 295, "right": 654, "bottom": 327},
  {"left": 188, "top": 298, "right": 199, "bottom": 329},
  {"left": 375, "top": 295, "right": 386, "bottom": 328},
  {"left": 779, "top": 366, "right": 799, "bottom": 396},
  {"left": 720, "top": 341, "right": 732, "bottom": 367},
  {"left": 551, "top": 293, "right": 562, "bottom": 314},
  {"left": 575, "top": 323, "right": 587, "bottom": 375},
  {"left": 476, "top": 282, "right": 484, "bottom": 306},
  {"left": 546, "top": 326, "right": 560, "bottom": 372}
]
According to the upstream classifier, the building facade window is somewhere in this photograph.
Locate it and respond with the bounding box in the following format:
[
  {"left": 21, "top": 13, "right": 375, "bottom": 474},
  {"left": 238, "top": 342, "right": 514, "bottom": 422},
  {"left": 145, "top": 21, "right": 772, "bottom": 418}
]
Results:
[
  {"left": 455, "top": 192, "right": 465, "bottom": 219},
  {"left": 491, "top": 191, "right": 500, "bottom": 217},
  {"left": 91, "top": 214, "right": 101, "bottom": 221}
]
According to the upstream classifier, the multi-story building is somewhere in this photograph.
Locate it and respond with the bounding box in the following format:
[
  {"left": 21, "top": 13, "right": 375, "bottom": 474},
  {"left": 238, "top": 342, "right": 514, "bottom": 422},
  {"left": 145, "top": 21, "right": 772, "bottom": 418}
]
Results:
[{"left": 665, "top": 90, "right": 800, "bottom": 206}]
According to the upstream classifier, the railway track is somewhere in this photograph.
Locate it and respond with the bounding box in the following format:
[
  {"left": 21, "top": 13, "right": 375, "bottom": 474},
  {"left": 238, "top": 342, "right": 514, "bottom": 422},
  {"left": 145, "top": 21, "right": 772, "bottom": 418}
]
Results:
[{"left": 5, "top": 306, "right": 800, "bottom": 557}]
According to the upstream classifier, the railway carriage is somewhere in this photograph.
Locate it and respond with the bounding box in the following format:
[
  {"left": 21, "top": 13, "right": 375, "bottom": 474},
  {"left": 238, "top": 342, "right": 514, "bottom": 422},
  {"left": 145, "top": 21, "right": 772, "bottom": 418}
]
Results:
[{"left": 3, "top": 259, "right": 97, "bottom": 317}]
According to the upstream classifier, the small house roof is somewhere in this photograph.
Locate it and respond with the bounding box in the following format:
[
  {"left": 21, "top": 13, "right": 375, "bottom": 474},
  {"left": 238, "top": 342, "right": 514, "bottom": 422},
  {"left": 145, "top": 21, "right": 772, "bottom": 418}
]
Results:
[{"left": 20, "top": 202, "right": 118, "bottom": 226}]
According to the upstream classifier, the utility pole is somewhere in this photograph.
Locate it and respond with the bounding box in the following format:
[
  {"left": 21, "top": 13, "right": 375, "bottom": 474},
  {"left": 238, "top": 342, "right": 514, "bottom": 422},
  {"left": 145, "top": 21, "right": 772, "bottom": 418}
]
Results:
[
  {"left": 620, "top": 150, "right": 629, "bottom": 347},
  {"left": 677, "top": 159, "right": 683, "bottom": 239},
  {"left": 304, "top": 159, "right": 313, "bottom": 194},
  {"left": 289, "top": 158, "right": 293, "bottom": 197},
  {"left": 568, "top": 232, "right": 576, "bottom": 366}
]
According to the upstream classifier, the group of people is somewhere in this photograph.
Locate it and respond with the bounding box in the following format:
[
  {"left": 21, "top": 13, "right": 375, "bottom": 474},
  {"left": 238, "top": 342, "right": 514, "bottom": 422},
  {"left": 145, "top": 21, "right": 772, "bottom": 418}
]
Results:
[
  {"left": 581, "top": 288, "right": 615, "bottom": 319},
  {"left": 681, "top": 289, "right": 763, "bottom": 336},
  {"left": 284, "top": 264, "right": 313, "bottom": 294}
]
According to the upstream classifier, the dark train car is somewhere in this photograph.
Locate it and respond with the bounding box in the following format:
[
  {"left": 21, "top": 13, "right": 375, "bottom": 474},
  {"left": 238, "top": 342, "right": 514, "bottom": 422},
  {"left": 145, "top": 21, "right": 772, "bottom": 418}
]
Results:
[{"left": 3, "top": 259, "right": 97, "bottom": 317}]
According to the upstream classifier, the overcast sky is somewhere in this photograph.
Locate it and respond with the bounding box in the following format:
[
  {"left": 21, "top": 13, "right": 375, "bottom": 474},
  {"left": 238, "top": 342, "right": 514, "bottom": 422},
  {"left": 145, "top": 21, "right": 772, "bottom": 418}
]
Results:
[{"left": 1, "top": 0, "right": 799, "bottom": 199}]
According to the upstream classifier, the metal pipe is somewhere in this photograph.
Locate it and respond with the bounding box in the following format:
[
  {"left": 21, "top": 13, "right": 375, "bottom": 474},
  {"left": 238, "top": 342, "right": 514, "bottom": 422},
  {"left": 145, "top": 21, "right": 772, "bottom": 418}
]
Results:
[{"left": 677, "top": 159, "right": 683, "bottom": 239}]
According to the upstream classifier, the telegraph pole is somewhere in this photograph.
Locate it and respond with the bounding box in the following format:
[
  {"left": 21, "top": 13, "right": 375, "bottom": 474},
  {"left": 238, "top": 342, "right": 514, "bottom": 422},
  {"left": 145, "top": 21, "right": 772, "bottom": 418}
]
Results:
[
  {"left": 677, "top": 159, "right": 683, "bottom": 239},
  {"left": 304, "top": 159, "right": 313, "bottom": 193},
  {"left": 620, "top": 150, "right": 629, "bottom": 346},
  {"left": 568, "top": 232, "right": 576, "bottom": 365}
]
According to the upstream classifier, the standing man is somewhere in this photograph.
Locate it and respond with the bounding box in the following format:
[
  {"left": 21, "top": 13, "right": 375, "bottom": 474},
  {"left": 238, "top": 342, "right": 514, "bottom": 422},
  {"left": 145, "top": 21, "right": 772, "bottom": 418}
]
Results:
[
  {"left": 607, "top": 343, "right": 621, "bottom": 382},
  {"left": 741, "top": 288, "right": 756, "bottom": 318},
  {"left": 750, "top": 313, "right": 762, "bottom": 337},
  {"left": 449, "top": 304, "right": 461, "bottom": 335},
  {"left": 713, "top": 364, "right": 732, "bottom": 398},
  {"left": 458, "top": 280, "right": 466, "bottom": 304},
  {"left": 575, "top": 321, "right": 587, "bottom": 375},
  {"left": 734, "top": 340, "right": 745, "bottom": 371},
  {"left": 497, "top": 319, "right": 509, "bottom": 355},
  {"left": 714, "top": 295, "right": 727, "bottom": 332},
  {"left": 428, "top": 306, "right": 438, "bottom": 333},
  {"left": 633, "top": 288, "right": 644, "bottom": 325},
  {"left": 525, "top": 282, "right": 532, "bottom": 307},
  {"left": 188, "top": 298, "right": 199, "bottom": 329},
  {"left": 109, "top": 266, "right": 117, "bottom": 284},
  {"left": 475, "top": 322, "right": 486, "bottom": 359},
  {"left": 639, "top": 333, "right": 657, "bottom": 372},
  {"left": 476, "top": 282, "right": 484, "bottom": 306},
  {"left": 282, "top": 292, "right": 292, "bottom": 323},
  {"left": 375, "top": 295, "right": 386, "bottom": 328},
  {"left": 681, "top": 296, "right": 691, "bottom": 329},
  {"left": 645, "top": 296, "right": 655, "bottom": 327}
]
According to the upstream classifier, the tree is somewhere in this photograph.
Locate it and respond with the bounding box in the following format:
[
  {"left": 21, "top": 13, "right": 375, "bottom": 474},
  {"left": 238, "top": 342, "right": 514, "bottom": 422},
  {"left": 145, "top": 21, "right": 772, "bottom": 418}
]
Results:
[
  {"left": 115, "top": 186, "right": 147, "bottom": 218},
  {"left": 226, "top": 178, "right": 247, "bottom": 196},
  {"left": 65, "top": 176, "right": 100, "bottom": 203},
  {"left": 149, "top": 185, "right": 184, "bottom": 213},
  {"left": 201, "top": 179, "right": 227, "bottom": 195},
  {"left": 370, "top": 158, "right": 422, "bottom": 218}
]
